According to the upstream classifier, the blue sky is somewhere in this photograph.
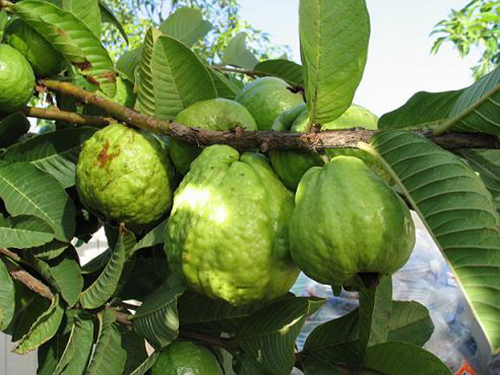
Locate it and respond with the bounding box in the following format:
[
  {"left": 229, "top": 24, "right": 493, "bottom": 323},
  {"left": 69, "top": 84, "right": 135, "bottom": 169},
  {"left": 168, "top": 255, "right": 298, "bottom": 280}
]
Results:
[{"left": 239, "top": 0, "right": 481, "bottom": 116}]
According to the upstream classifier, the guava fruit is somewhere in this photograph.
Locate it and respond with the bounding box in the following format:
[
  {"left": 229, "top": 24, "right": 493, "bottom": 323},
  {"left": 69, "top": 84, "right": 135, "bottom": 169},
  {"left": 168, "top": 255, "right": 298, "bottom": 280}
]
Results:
[
  {"left": 270, "top": 103, "right": 388, "bottom": 190},
  {"left": 171, "top": 98, "right": 257, "bottom": 174},
  {"left": 3, "top": 19, "right": 66, "bottom": 77},
  {"left": 0, "top": 44, "right": 35, "bottom": 113},
  {"left": 76, "top": 123, "right": 174, "bottom": 229},
  {"left": 289, "top": 156, "right": 415, "bottom": 287},
  {"left": 151, "top": 341, "right": 223, "bottom": 375},
  {"left": 236, "top": 76, "right": 304, "bottom": 130},
  {"left": 165, "top": 145, "right": 299, "bottom": 306}
]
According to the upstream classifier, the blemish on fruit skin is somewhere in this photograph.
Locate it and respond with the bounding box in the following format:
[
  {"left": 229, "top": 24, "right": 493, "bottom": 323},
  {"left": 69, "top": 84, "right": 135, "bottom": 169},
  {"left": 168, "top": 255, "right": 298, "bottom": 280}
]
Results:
[{"left": 96, "top": 140, "right": 119, "bottom": 168}]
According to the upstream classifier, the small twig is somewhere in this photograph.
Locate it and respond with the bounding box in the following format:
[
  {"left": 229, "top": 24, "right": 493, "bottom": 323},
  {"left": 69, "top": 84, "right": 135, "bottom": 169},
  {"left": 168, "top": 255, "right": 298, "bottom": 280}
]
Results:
[
  {"left": 24, "top": 106, "right": 111, "bottom": 128},
  {"left": 0, "top": 0, "right": 14, "bottom": 11},
  {"left": 41, "top": 80, "right": 500, "bottom": 152},
  {"left": 0, "top": 247, "right": 21, "bottom": 262},
  {"left": 0, "top": 253, "right": 54, "bottom": 301},
  {"left": 211, "top": 65, "right": 261, "bottom": 78},
  {"left": 111, "top": 308, "right": 133, "bottom": 327}
]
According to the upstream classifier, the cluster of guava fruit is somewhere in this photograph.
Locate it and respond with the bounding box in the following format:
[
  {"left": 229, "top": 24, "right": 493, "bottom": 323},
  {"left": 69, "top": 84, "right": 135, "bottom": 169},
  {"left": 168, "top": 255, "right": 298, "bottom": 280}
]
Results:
[{"left": 76, "top": 76, "right": 416, "bottom": 313}]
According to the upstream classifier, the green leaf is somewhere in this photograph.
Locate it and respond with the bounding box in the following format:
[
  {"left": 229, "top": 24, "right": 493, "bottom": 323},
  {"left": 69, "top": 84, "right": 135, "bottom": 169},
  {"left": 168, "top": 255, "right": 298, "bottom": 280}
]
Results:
[
  {"left": 62, "top": 0, "right": 101, "bottom": 38},
  {"left": 236, "top": 354, "right": 272, "bottom": 375},
  {"left": 128, "top": 352, "right": 160, "bottom": 375},
  {"left": 132, "top": 276, "right": 186, "bottom": 349},
  {"left": 30, "top": 240, "right": 68, "bottom": 261},
  {"left": 364, "top": 342, "right": 451, "bottom": 375},
  {"left": 370, "top": 130, "right": 500, "bottom": 353},
  {"left": 177, "top": 291, "right": 262, "bottom": 333},
  {"left": 299, "top": 0, "right": 370, "bottom": 125},
  {"left": 46, "top": 246, "right": 83, "bottom": 307},
  {"left": 237, "top": 297, "right": 312, "bottom": 375},
  {"left": 0, "top": 259, "right": 15, "bottom": 331},
  {"left": 445, "top": 65, "right": 500, "bottom": 136},
  {"left": 116, "top": 47, "right": 142, "bottom": 83},
  {"left": 136, "top": 28, "right": 162, "bottom": 116},
  {"left": 0, "top": 127, "right": 97, "bottom": 188},
  {"left": 151, "top": 35, "right": 217, "bottom": 119},
  {"left": 458, "top": 149, "right": 500, "bottom": 213},
  {"left": 99, "top": 0, "right": 128, "bottom": 43},
  {"left": 0, "top": 113, "right": 31, "bottom": 149},
  {"left": 358, "top": 276, "right": 392, "bottom": 361},
  {"left": 12, "top": 294, "right": 50, "bottom": 342},
  {"left": 0, "top": 214, "right": 54, "bottom": 248},
  {"left": 209, "top": 69, "right": 241, "bottom": 99},
  {"left": 159, "top": 7, "right": 212, "bottom": 47},
  {"left": 387, "top": 302, "right": 434, "bottom": 347},
  {"left": 0, "top": 163, "right": 76, "bottom": 241},
  {"left": 304, "top": 301, "right": 434, "bottom": 365},
  {"left": 300, "top": 357, "right": 346, "bottom": 375},
  {"left": 53, "top": 315, "right": 94, "bottom": 375},
  {"left": 14, "top": 294, "right": 64, "bottom": 354},
  {"left": 222, "top": 32, "right": 259, "bottom": 70},
  {"left": 13, "top": 0, "right": 117, "bottom": 97},
  {"left": 254, "top": 59, "right": 304, "bottom": 86},
  {"left": 86, "top": 310, "right": 127, "bottom": 375},
  {"left": 133, "top": 219, "right": 167, "bottom": 252},
  {"left": 81, "top": 248, "right": 111, "bottom": 274},
  {"left": 0, "top": 10, "right": 8, "bottom": 39},
  {"left": 80, "top": 229, "right": 135, "bottom": 309},
  {"left": 379, "top": 90, "right": 463, "bottom": 130},
  {"left": 121, "top": 329, "right": 149, "bottom": 375}
]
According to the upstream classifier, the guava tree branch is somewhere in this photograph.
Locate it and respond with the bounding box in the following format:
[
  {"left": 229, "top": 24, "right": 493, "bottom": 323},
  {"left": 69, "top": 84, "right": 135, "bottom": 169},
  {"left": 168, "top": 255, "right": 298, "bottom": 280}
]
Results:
[
  {"left": 0, "top": 248, "right": 55, "bottom": 301},
  {"left": 24, "top": 107, "right": 110, "bottom": 128},
  {"left": 40, "top": 80, "right": 500, "bottom": 151},
  {"left": 0, "top": 0, "right": 13, "bottom": 11}
]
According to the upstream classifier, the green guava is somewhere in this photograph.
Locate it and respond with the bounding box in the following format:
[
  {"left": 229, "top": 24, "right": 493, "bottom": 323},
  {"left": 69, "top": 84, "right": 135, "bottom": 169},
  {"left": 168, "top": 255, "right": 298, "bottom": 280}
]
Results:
[
  {"left": 0, "top": 44, "right": 35, "bottom": 113},
  {"left": 3, "top": 19, "right": 66, "bottom": 77},
  {"left": 165, "top": 145, "right": 299, "bottom": 306},
  {"left": 236, "top": 77, "right": 304, "bottom": 130},
  {"left": 151, "top": 341, "right": 223, "bottom": 375},
  {"left": 170, "top": 98, "right": 257, "bottom": 174},
  {"left": 270, "top": 103, "right": 389, "bottom": 190},
  {"left": 289, "top": 156, "right": 416, "bottom": 287},
  {"left": 76, "top": 123, "right": 174, "bottom": 229}
]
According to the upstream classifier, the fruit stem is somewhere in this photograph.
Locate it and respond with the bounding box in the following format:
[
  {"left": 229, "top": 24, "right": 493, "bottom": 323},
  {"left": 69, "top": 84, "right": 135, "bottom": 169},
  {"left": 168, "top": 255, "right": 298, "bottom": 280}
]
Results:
[{"left": 358, "top": 273, "right": 380, "bottom": 289}]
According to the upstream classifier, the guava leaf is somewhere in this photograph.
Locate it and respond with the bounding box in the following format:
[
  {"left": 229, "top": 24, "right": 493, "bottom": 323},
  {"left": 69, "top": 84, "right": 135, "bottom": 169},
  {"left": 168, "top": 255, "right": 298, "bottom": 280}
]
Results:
[
  {"left": 99, "top": 0, "right": 128, "bottom": 43},
  {"left": 364, "top": 342, "right": 451, "bottom": 375},
  {"left": 151, "top": 35, "right": 217, "bottom": 119},
  {"left": 458, "top": 149, "right": 500, "bottom": 213},
  {"left": 0, "top": 10, "right": 8, "bottom": 39},
  {"left": 0, "top": 214, "right": 54, "bottom": 248},
  {"left": 133, "top": 219, "right": 167, "bottom": 253},
  {"left": 116, "top": 47, "right": 142, "bottom": 83},
  {"left": 0, "top": 127, "right": 97, "bottom": 188},
  {"left": 128, "top": 352, "right": 160, "bottom": 375},
  {"left": 303, "top": 301, "right": 434, "bottom": 365},
  {"left": 86, "top": 310, "right": 127, "bottom": 375},
  {"left": 30, "top": 240, "right": 68, "bottom": 261},
  {"left": 446, "top": 65, "right": 500, "bottom": 136},
  {"left": 299, "top": 0, "right": 370, "bottom": 126},
  {"left": 0, "top": 163, "right": 76, "bottom": 241},
  {"left": 159, "top": 7, "right": 212, "bottom": 47},
  {"left": 23, "top": 246, "right": 83, "bottom": 307},
  {"left": 13, "top": 0, "right": 117, "bottom": 97},
  {"left": 177, "top": 291, "right": 263, "bottom": 333},
  {"left": 0, "top": 113, "right": 30, "bottom": 149},
  {"left": 136, "top": 28, "right": 162, "bottom": 116},
  {"left": 209, "top": 69, "right": 242, "bottom": 99},
  {"left": 379, "top": 90, "right": 463, "bottom": 130},
  {"left": 300, "top": 357, "right": 347, "bottom": 375},
  {"left": 254, "top": 59, "right": 304, "bottom": 86},
  {"left": 62, "top": 0, "right": 101, "bottom": 38},
  {"left": 14, "top": 294, "right": 64, "bottom": 354},
  {"left": 12, "top": 294, "right": 50, "bottom": 342},
  {"left": 120, "top": 329, "right": 149, "bottom": 375},
  {"left": 81, "top": 248, "right": 111, "bottom": 274},
  {"left": 0, "top": 259, "right": 15, "bottom": 331},
  {"left": 358, "top": 277, "right": 392, "bottom": 361},
  {"left": 52, "top": 316, "right": 94, "bottom": 375},
  {"left": 79, "top": 229, "right": 135, "bottom": 309},
  {"left": 370, "top": 130, "right": 500, "bottom": 353},
  {"left": 237, "top": 297, "right": 314, "bottom": 375},
  {"left": 222, "top": 32, "right": 259, "bottom": 70},
  {"left": 132, "top": 276, "right": 186, "bottom": 349}
]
